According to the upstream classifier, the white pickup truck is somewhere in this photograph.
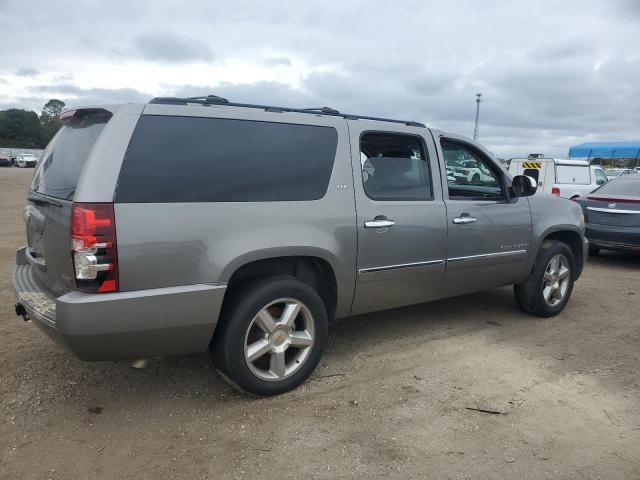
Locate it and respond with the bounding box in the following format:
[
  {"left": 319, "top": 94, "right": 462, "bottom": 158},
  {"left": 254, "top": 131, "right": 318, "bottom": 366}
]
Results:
[{"left": 509, "top": 158, "right": 608, "bottom": 199}]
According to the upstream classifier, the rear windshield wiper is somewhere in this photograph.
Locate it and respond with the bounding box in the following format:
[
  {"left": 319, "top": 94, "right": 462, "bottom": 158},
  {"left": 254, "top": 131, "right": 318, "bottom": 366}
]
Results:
[{"left": 27, "top": 193, "right": 63, "bottom": 208}]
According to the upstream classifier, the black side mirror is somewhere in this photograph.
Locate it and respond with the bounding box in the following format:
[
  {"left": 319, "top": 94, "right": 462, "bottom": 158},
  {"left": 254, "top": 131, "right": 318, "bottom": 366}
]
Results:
[{"left": 511, "top": 175, "right": 537, "bottom": 197}]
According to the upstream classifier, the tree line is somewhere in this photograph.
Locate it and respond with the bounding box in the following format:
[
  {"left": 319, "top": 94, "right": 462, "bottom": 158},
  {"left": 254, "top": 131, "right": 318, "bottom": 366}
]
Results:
[{"left": 0, "top": 99, "right": 66, "bottom": 149}]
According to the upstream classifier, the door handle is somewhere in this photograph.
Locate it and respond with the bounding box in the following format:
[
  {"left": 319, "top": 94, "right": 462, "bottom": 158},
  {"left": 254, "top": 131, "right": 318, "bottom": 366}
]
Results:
[
  {"left": 452, "top": 215, "right": 477, "bottom": 224},
  {"left": 364, "top": 217, "right": 396, "bottom": 228}
]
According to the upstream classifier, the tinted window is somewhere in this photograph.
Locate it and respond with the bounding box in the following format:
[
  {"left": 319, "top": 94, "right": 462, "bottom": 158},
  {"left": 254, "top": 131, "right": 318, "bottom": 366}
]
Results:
[
  {"left": 442, "top": 140, "right": 503, "bottom": 199},
  {"left": 360, "top": 132, "right": 432, "bottom": 201},
  {"left": 523, "top": 168, "right": 539, "bottom": 183},
  {"left": 116, "top": 116, "right": 338, "bottom": 203},
  {"left": 592, "top": 177, "right": 640, "bottom": 196},
  {"left": 31, "top": 114, "right": 110, "bottom": 200}
]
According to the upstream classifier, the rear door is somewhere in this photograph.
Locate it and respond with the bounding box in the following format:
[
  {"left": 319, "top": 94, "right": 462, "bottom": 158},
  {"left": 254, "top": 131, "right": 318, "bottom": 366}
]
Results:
[
  {"left": 349, "top": 121, "right": 447, "bottom": 315},
  {"left": 436, "top": 134, "right": 532, "bottom": 296},
  {"left": 25, "top": 109, "right": 112, "bottom": 296}
]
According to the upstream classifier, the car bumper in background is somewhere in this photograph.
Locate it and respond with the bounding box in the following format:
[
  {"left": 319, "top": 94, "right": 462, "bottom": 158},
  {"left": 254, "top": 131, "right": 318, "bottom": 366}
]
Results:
[
  {"left": 586, "top": 224, "right": 640, "bottom": 251},
  {"left": 12, "top": 249, "right": 226, "bottom": 360}
]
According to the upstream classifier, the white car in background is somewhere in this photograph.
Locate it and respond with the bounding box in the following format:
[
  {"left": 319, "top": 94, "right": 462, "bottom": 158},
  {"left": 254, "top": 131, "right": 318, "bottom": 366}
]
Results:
[
  {"left": 15, "top": 153, "right": 38, "bottom": 168},
  {"left": 604, "top": 168, "right": 635, "bottom": 180},
  {"left": 449, "top": 159, "right": 495, "bottom": 185},
  {"left": 509, "top": 158, "right": 608, "bottom": 199}
]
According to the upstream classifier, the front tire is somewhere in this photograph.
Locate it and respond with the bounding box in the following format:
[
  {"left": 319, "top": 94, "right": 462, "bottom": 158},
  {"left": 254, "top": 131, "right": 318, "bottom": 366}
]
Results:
[
  {"left": 514, "top": 240, "right": 575, "bottom": 317},
  {"left": 212, "top": 276, "right": 328, "bottom": 396}
]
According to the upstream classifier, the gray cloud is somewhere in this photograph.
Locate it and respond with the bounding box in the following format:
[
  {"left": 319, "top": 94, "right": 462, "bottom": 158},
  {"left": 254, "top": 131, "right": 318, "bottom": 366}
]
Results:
[
  {"left": 15, "top": 68, "right": 39, "bottom": 77},
  {"left": 115, "top": 31, "right": 214, "bottom": 63},
  {"left": 263, "top": 57, "right": 292, "bottom": 67},
  {"left": 0, "top": 0, "right": 638, "bottom": 157}
]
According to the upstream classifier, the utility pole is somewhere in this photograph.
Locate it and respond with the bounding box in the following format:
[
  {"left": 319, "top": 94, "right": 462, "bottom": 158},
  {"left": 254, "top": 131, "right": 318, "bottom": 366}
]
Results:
[{"left": 473, "top": 93, "right": 482, "bottom": 140}]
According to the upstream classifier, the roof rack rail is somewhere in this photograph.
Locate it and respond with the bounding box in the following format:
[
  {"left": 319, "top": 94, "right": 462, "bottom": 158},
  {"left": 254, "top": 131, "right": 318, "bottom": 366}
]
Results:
[
  {"left": 148, "top": 96, "right": 425, "bottom": 128},
  {"left": 301, "top": 107, "right": 341, "bottom": 115}
]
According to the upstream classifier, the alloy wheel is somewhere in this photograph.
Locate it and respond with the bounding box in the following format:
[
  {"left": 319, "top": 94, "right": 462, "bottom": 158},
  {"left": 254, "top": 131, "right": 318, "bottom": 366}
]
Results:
[{"left": 243, "top": 298, "right": 315, "bottom": 381}]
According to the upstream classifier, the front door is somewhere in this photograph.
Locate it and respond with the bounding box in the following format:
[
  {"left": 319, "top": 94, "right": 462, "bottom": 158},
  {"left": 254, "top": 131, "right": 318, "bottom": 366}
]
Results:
[
  {"left": 349, "top": 122, "right": 447, "bottom": 315},
  {"left": 436, "top": 135, "right": 532, "bottom": 296}
]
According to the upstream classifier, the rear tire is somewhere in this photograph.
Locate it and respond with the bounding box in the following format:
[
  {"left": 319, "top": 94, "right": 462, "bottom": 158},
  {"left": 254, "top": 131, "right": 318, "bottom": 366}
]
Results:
[
  {"left": 212, "top": 276, "right": 328, "bottom": 396},
  {"left": 514, "top": 240, "right": 575, "bottom": 317}
]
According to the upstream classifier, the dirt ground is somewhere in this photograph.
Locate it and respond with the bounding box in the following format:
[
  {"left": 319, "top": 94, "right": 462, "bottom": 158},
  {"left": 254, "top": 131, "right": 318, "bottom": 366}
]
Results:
[{"left": 1, "top": 167, "right": 639, "bottom": 480}]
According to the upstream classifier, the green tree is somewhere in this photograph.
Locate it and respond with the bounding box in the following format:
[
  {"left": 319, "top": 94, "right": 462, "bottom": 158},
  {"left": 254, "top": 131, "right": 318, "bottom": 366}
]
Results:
[
  {"left": 0, "top": 109, "right": 44, "bottom": 148},
  {"left": 40, "top": 99, "right": 66, "bottom": 145}
]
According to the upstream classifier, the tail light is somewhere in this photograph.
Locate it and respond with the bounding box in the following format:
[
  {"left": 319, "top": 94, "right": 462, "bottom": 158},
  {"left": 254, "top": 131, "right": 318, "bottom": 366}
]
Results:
[
  {"left": 71, "top": 203, "right": 118, "bottom": 293},
  {"left": 551, "top": 187, "right": 560, "bottom": 196},
  {"left": 587, "top": 196, "right": 640, "bottom": 204}
]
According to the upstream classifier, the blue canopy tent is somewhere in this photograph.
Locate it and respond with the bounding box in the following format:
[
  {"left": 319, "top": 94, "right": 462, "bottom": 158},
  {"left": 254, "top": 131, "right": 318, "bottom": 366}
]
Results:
[{"left": 568, "top": 142, "right": 640, "bottom": 168}]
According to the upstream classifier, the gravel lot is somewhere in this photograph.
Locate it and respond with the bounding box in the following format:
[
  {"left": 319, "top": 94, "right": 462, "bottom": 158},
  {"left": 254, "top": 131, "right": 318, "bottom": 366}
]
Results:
[{"left": 1, "top": 167, "right": 639, "bottom": 479}]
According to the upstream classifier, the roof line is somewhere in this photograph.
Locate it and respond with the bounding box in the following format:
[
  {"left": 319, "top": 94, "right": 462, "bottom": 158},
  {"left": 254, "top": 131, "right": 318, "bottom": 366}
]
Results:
[{"left": 148, "top": 96, "right": 426, "bottom": 128}]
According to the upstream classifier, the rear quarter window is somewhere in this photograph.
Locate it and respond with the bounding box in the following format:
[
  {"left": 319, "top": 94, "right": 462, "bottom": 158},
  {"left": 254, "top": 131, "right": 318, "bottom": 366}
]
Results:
[
  {"left": 555, "top": 165, "right": 590, "bottom": 185},
  {"left": 115, "top": 115, "right": 338, "bottom": 203}
]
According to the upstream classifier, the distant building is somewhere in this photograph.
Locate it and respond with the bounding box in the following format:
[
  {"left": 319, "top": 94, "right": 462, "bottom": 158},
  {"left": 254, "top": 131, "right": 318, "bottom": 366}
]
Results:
[{"left": 568, "top": 142, "right": 640, "bottom": 169}]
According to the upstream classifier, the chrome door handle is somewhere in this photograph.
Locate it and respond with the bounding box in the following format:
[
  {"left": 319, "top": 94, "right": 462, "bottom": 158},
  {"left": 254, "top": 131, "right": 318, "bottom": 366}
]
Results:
[
  {"left": 364, "top": 219, "right": 395, "bottom": 228},
  {"left": 452, "top": 216, "right": 477, "bottom": 224}
]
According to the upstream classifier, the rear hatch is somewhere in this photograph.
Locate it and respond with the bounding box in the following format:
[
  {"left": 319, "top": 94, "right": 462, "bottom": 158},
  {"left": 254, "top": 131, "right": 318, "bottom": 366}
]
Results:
[{"left": 25, "top": 108, "right": 112, "bottom": 297}]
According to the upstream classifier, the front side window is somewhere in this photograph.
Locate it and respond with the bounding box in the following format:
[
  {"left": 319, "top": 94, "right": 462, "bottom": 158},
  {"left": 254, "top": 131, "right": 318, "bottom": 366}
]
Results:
[
  {"left": 595, "top": 169, "right": 608, "bottom": 185},
  {"left": 360, "top": 132, "right": 432, "bottom": 201},
  {"left": 442, "top": 140, "right": 503, "bottom": 199}
]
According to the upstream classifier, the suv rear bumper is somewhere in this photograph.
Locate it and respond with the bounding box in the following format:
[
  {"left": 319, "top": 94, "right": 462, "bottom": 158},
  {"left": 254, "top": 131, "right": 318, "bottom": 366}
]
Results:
[{"left": 12, "top": 252, "right": 226, "bottom": 361}]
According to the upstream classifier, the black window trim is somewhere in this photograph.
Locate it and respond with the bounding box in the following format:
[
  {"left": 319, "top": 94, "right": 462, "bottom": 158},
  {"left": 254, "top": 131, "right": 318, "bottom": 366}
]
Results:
[
  {"left": 440, "top": 137, "right": 508, "bottom": 202},
  {"left": 359, "top": 130, "right": 435, "bottom": 202}
]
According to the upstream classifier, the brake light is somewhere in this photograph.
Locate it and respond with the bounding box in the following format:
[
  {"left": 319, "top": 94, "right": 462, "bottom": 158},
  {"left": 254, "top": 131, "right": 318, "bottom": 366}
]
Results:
[
  {"left": 71, "top": 203, "right": 118, "bottom": 293},
  {"left": 551, "top": 187, "right": 560, "bottom": 196}
]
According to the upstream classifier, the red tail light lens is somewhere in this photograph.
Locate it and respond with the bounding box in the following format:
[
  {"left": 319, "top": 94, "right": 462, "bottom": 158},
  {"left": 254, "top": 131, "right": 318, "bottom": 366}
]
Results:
[
  {"left": 551, "top": 187, "right": 561, "bottom": 196},
  {"left": 587, "top": 196, "right": 640, "bottom": 204},
  {"left": 71, "top": 203, "right": 118, "bottom": 293}
]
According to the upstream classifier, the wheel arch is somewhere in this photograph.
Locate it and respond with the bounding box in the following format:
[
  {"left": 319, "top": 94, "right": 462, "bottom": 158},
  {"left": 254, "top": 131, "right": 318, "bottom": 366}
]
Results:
[
  {"left": 220, "top": 251, "right": 342, "bottom": 321},
  {"left": 528, "top": 227, "right": 585, "bottom": 280}
]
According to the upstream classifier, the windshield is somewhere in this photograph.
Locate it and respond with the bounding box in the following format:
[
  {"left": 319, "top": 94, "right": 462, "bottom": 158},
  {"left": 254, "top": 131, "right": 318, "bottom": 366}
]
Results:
[{"left": 31, "top": 114, "right": 110, "bottom": 200}]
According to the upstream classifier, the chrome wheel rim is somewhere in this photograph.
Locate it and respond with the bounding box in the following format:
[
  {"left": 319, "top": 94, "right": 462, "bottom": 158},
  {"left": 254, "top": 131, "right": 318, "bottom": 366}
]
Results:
[
  {"left": 243, "top": 298, "right": 315, "bottom": 382},
  {"left": 542, "top": 254, "right": 571, "bottom": 307}
]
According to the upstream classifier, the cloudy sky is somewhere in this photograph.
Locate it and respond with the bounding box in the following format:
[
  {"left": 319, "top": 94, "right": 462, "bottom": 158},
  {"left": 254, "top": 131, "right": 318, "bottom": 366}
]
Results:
[{"left": 1, "top": 0, "right": 638, "bottom": 157}]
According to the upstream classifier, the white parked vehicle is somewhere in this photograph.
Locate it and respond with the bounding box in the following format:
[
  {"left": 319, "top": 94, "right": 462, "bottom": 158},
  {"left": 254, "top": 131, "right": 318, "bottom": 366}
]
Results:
[
  {"left": 15, "top": 153, "right": 38, "bottom": 168},
  {"left": 448, "top": 159, "right": 495, "bottom": 185},
  {"left": 604, "top": 168, "right": 635, "bottom": 180},
  {"left": 509, "top": 158, "right": 608, "bottom": 199}
]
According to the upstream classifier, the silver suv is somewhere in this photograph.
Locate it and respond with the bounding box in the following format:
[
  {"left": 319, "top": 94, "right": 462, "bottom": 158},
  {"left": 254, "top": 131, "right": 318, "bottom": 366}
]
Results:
[{"left": 12, "top": 96, "right": 588, "bottom": 395}]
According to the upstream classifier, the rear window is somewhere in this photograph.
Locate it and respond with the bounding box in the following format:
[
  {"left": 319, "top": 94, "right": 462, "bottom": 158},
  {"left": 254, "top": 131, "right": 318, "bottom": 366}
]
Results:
[
  {"left": 31, "top": 113, "right": 110, "bottom": 200},
  {"left": 592, "top": 178, "right": 640, "bottom": 196},
  {"left": 555, "top": 165, "right": 590, "bottom": 185},
  {"left": 115, "top": 115, "right": 338, "bottom": 203}
]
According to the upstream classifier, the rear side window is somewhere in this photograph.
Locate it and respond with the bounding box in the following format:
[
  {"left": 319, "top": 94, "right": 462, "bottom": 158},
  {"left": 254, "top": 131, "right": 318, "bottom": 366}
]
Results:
[
  {"left": 555, "top": 165, "right": 590, "bottom": 185},
  {"left": 31, "top": 113, "right": 110, "bottom": 200},
  {"left": 359, "top": 132, "right": 432, "bottom": 201},
  {"left": 115, "top": 115, "right": 338, "bottom": 203}
]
